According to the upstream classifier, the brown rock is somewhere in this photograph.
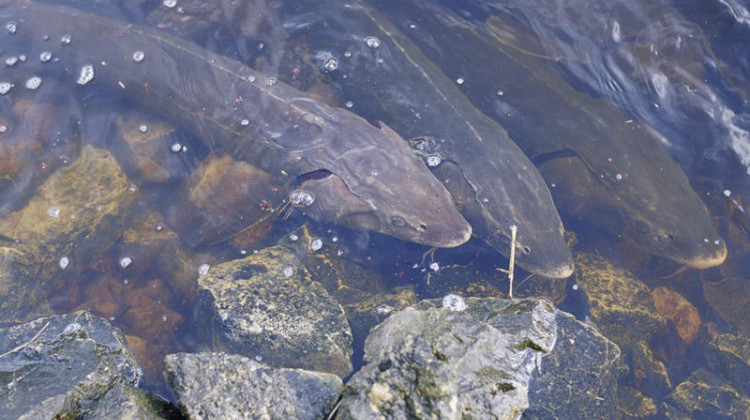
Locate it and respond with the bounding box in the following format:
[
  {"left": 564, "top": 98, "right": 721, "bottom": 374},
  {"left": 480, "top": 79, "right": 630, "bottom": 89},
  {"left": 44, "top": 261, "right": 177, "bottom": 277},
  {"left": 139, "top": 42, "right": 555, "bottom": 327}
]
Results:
[
  {"left": 169, "top": 155, "right": 280, "bottom": 247},
  {"left": 651, "top": 287, "right": 701, "bottom": 344}
]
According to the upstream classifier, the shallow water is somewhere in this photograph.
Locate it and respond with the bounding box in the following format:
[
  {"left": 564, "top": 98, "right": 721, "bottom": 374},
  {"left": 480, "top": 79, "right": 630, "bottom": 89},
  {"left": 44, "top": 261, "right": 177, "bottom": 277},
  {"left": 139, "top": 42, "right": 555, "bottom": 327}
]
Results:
[{"left": 0, "top": 0, "right": 748, "bottom": 416}]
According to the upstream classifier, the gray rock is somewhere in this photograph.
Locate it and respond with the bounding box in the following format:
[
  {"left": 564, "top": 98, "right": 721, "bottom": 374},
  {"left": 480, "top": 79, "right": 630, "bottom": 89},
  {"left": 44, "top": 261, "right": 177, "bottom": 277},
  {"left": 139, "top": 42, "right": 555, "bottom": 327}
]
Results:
[
  {"left": 524, "top": 310, "right": 623, "bottom": 420},
  {"left": 0, "top": 311, "right": 142, "bottom": 420},
  {"left": 336, "top": 298, "right": 557, "bottom": 420},
  {"left": 83, "top": 382, "right": 182, "bottom": 420},
  {"left": 194, "top": 245, "right": 353, "bottom": 377},
  {"left": 164, "top": 352, "right": 343, "bottom": 420}
]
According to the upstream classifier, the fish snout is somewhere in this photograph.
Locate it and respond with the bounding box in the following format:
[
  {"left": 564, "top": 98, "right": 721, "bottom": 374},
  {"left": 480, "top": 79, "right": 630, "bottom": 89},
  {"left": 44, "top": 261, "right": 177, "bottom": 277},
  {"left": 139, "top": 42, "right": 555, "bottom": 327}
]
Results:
[{"left": 387, "top": 210, "right": 472, "bottom": 248}]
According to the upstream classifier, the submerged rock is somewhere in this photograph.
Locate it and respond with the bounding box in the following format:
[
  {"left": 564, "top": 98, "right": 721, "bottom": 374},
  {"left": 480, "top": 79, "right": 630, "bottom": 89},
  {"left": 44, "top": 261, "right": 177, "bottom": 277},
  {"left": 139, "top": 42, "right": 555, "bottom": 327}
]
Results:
[
  {"left": 0, "top": 145, "right": 136, "bottom": 323},
  {"left": 701, "top": 250, "right": 750, "bottom": 337},
  {"left": 701, "top": 323, "right": 750, "bottom": 396},
  {"left": 525, "top": 310, "right": 624, "bottom": 419},
  {"left": 573, "top": 253, "right": 666, "bottom": 348},
  {"left": 336, "top": 298, "right": 557, "bottom": 420},
  {"left": 0, "top": 311, "right": 145, "bottom": 419},
  {"left": 194, "top": 245, "right": 353, "bottom": 377},
  {"left": 659, "top": 369, "right": 750, "bottom": 419},
  {"left": 164, "top": 352, "right": 342, "bottom": 420},
  {"left": 651, "top": 287, "right": 701, "bottom": 344}
]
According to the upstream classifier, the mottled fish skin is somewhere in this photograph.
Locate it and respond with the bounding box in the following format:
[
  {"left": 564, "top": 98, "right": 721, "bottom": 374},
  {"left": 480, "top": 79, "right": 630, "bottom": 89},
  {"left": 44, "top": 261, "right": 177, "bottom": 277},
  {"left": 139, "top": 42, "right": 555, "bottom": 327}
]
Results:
[
  {"left": 0, "top": 0, "right": 472, "bottom": 248},
  {"left": 258, "top": 0, "right": 573, "bottom": 278},
  {"left": 371, "top": 0, "right": 726, "bottom": 268}
]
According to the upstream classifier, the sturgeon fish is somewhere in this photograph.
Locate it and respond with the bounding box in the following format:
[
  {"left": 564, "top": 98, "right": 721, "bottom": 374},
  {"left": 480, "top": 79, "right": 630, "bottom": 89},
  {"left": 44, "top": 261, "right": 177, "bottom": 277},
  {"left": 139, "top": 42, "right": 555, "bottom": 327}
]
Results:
[
  {"left": 371, "top": 0, "right": 727, "bottom": 268},
  {"left": 250, "top": 0, "right": 573, "bottom": 278},
  {"left": 0, "top": 0, "right": 472, "bottom": 248}
]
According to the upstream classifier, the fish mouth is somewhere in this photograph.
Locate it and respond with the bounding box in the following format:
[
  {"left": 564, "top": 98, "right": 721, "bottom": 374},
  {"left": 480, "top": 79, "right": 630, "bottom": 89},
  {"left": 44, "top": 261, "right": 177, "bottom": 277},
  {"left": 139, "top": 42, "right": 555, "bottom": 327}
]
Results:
[
  {"left": 431, "top": 223, "right": 472, "bottom": 248},
  {"left": 539, "top": 259, "right": 575, "bottom": 279},
  {"left": 671, "top": 245, "right": 728, "bottom": 270}
]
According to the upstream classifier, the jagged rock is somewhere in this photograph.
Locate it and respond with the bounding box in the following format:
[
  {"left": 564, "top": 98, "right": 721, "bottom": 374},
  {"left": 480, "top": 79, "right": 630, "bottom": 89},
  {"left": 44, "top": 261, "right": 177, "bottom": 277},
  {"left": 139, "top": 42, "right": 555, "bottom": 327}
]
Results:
[
  {"left": 194, "top": 245, "right": 353, "bottom": 377},
  {"left": 164, "top": 352, "right": 342, "bottom": 420},
  {"left": 525, "top": 310, "right": 623, "bottom": 420},
  {"left": 616, "top": 386, "right": 657, "bottom": 419},
  {"left": 82, "top": 382, "right": 181, "bottom": 420},
  {"left": 701, "top": 323, "right": 750, "bottom": 396},
  {"left": 0, "top": 311, "right": 143, "bottom": 419},
  {"left": 629, "top": 341, "right": 672, "bottom": 399},
  {"left": 573, "top": 253, "right": 666, "bottom": 348},
  {"left": 659, "top": 369, "right": 750, "bottom": 419},
  {"left": 336, "top": 298, "right": 557, "bottom": 420}
]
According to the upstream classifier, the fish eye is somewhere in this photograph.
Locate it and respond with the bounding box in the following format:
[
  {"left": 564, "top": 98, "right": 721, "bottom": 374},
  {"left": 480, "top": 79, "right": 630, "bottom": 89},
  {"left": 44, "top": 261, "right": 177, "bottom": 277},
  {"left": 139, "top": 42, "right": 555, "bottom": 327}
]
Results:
[{"left": 391, "top": 215, "right": 407, "bottom": 227}]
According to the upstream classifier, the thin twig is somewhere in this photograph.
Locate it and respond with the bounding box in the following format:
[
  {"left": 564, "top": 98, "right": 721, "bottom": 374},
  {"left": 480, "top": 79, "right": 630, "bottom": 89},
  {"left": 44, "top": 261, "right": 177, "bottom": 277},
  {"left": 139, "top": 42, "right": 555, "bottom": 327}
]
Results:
[
  {"left": 508, "top": 225, "right": 517, "bottom": 299},
  {"left": 0, "top": 321, "right": 50, "bottom": 359}
]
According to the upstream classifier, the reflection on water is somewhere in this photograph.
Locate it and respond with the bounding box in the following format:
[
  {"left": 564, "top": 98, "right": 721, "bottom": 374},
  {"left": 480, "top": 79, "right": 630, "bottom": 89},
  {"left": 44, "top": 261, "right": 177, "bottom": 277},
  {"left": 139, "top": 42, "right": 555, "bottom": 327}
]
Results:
[{"left": 0, "top": 0, "right": 748, "bottom": 416}]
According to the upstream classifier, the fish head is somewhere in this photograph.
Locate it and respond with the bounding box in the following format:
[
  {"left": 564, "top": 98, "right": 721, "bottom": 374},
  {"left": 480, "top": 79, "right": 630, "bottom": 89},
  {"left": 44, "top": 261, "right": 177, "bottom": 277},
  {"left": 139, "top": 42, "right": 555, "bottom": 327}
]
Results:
[
  {"left": 425, "top": 152, "right": 574, "bottom": 278},
  {"left": 538, "top": 154, "right": 726, "bottom": 269},
  {"left": 296, "top": 114, "right": 472, "bottom": 248}
]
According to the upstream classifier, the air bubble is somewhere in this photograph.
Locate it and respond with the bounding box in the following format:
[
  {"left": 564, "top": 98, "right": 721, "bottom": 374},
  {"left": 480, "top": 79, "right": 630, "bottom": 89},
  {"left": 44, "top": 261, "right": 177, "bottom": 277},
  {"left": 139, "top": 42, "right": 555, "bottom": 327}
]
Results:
[
  {"left": 119, "top": 256, "right": 133, "bottom": 268},
  {"left": 0, "top": 82, "right": 12, "bottom": 95},
  {"left": 198, "top": 263, "right": 210, "bottom": 276},
  {"left": 310, "top": 238, "right": 323, "bottom": 251},
  {"left": 241, "top": 119, "right": 250, "bottom": 126},
  {"left": 60, "top": 34, "right": 72, "bottom": 45},
  {"left": 163, "top": 0, "right": 177, "bottom": 7},
  {"left": 25, "top": 76, "right": 42, "bottom": 90},
  {"left": 59, "top": 256, "right": 70, "bottom": 270},
  {"left": 265, "top": 78, "right": 277, "bottom": 87},
  {"left": 139, "top": 124, "right": 148, "bottom": 133},
  {"left": 343, "top": 50, "right": 352, "bottom": 58},
  {"left": 132, "top": 51, "right": 145, "bottom": 62},
  {"left": 324, "top": 57, "right": 338, "bottom": 71},
  {"left": 76, "top": 64, "right": 95, "bottom": 85},
  {"left": 289, "top": 189, "right": 315, "bottom": 207},
  {"left": 364, "top": 36, "right": 381, "bottom": 48},
  {"left": 456, "top": 77, "right": 464, "bottom": 85},
  {"left": 171, "top": 142, "right": 182, "bottom": 153},
  {"left": 5, "top": 56, "right": 18, "bottom": 66},
  {"left": 6, "top": 22, "right": 17, "bottom": 34},
  {"left": 47, "top": 207, "right": 61, "bottom": 218},
  {"left": 345, "top": 101, "right": 353, "bottom": 108},
  {"left": 426, "top": 155, "right": 442, "bottom": 167},
  {"left": 442, "top": 294, "right": 467, "bottom": 311},
  {"left": 289, "top": 233, "right": 299, "bottom": 242},
  {"left": 429, "top": 262, "right": 440, "bottom": 272},
  {"left": 282, "top": 266, "right": 294, "bottom": 278},
  {"left": 40, "top": 51, "right": 52, "bottom": 62}
]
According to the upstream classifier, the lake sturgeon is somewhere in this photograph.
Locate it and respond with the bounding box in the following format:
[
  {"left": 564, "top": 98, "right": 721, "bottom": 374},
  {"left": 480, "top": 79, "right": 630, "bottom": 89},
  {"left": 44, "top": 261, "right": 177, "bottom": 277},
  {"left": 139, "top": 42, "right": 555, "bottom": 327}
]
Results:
[
  {"left": 0, "top": 0, "right": 472, "bottom": 248},
  {"left": 254, "top": 0, "right": 574, "bottom": 278},
  {"left": 371, "top": 0, "right": 726, "bottom": 268}
]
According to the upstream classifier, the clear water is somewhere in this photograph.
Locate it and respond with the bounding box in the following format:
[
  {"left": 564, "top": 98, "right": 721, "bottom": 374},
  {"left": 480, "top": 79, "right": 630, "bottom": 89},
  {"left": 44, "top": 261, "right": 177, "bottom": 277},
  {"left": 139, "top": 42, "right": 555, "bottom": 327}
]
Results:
[{"left": 0, "top": 0, "right": 748, "bottom": 416}]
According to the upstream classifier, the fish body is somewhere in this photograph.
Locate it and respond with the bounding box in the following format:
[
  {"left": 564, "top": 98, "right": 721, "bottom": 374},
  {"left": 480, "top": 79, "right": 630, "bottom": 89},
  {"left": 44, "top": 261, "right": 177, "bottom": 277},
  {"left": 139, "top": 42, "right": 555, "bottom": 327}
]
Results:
[
  {"left": 370, "top": 0, "right": 726, "bottom": 268},
  {"left": 250, "top": 0, "right": 573, "bottom": 277},
  {"left": 0, "top": 0, "right": 472, "bottom": 248}
]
